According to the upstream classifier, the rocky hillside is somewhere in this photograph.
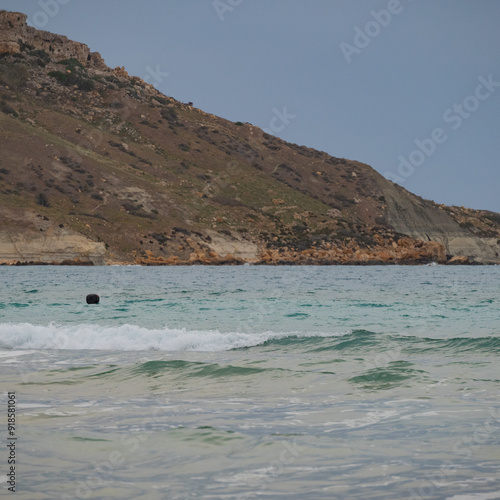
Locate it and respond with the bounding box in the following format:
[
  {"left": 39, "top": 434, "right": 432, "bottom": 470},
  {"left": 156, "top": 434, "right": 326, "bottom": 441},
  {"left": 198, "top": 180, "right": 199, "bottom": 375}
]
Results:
[{"left": 0, "top": 10, "right": 499, "bottom": 265}]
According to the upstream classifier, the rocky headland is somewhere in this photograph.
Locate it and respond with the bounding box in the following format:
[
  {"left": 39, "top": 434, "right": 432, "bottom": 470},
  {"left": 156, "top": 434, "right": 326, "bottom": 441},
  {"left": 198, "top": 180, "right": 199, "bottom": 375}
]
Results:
[{"left": 1, "top": 10, "right": 499, "bottom": 265}]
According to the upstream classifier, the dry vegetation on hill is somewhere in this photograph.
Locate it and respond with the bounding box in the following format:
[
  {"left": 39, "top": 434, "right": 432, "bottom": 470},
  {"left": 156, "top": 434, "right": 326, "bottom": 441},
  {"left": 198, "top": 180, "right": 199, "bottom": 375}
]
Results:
[{"left": 0, "top": 10, "right": 499, "bottom": 265}]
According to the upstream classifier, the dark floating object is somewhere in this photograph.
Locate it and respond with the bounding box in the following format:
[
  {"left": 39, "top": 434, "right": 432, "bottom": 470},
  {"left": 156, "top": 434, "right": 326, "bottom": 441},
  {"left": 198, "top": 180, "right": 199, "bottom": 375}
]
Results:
[{"left": 86, "top": 294, "right": 100, "bottom": 304}]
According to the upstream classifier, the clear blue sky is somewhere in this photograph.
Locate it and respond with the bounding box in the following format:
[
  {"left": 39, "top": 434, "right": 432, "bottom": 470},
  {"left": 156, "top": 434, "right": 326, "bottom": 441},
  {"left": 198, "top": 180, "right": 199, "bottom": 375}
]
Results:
[{"left": 2, "top": 0, "right": 499, "bottom": 212}]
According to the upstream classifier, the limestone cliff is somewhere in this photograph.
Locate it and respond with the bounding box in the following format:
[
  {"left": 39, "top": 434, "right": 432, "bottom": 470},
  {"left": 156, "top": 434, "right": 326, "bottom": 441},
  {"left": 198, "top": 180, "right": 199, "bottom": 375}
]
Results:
[
  {"left": 0, "top": 11, "right": 105, "bottom": 68},
  {"left": 382, "top": 183, "right": 500, "bottom": 264},
  {"left": 0, "top": 208, "right": 105, "bottom": 265}
]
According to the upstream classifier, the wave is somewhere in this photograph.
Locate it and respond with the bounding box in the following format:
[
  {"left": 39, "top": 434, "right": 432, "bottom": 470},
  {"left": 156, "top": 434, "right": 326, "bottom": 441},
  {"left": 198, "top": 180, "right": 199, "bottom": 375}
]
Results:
[
  {"left": 348, "top": 361, "right": 430, "bottom": 391},
  {"left": 131, "top": 360, "right": 270, "bottom": 378},
  {"left": 0, "top": 323, "right": 498, "bottom": 354},
  {"left": 263, "top": 330, "right": 500, "bottom": 355},
  {"left": 0, "top": 322, "right": 350, "bottom": 352},
  {"left": 391, "top": 334, "right": 500, "bottom": 354}
]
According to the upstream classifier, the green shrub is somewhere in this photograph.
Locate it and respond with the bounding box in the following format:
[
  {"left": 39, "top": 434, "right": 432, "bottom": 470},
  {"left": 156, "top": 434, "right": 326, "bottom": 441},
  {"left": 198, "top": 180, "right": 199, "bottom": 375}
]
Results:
[
  {"left": 105, "top": 74, "right": 119, "bottom": 84},
  {"left": 58, "top": 58, "right": 84, "bottom": 70},
  {"left": 484, "top": 213, "right": 500, "bottom": 225},
  {"left": 77, "top": 78, "right": 94, "bottom": 91},
  {"left": 104, "top": 74, "right": 129, "bottom": 89},
  {"left": 48, "top": 69, "right": 94, "bottom": 91},
  {"left": 154, "top": 96, "right": 168, "bottom": 105},
  {"left": 37, "top": 192, "right": 50, "bottom": 207},
  {"left": 0, "top": 102, "right": 18, "bottom": 117},
  {"left": 48, "top": 70, "right": 70, "bottom": 85},
  {"left": 28, "top": 49, "right": 51, "bottom": 66},
  {"left": 48, "top": 58, "right": 94, "bottom": 91},
  {"left": 0, "top": 63, "right": 30, "bottom": 89},
  {"left": 18, "top": 39, "right": 34, "bottom": 52},
  {"left": 160, "top": 107, "right": 178, "bottom": 123}
]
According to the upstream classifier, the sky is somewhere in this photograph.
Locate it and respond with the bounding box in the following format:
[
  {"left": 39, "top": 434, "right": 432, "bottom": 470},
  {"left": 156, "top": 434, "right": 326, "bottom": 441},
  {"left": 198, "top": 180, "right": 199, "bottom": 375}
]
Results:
[{"left": 1, "top": 0, "right": 499, "bottom": 212}]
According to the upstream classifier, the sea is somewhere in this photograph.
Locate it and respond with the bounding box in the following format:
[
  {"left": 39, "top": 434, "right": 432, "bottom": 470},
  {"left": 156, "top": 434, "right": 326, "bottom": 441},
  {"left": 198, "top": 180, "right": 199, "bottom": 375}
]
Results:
[{"left": 0, "top": 265, "right": 499, "bottom": 500}]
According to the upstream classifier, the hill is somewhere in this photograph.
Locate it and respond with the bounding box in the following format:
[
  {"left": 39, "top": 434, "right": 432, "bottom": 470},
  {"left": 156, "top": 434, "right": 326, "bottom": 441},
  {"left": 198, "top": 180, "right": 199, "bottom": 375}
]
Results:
[{"left": 1, "top": 11, "right": 499, "bottom": 265}]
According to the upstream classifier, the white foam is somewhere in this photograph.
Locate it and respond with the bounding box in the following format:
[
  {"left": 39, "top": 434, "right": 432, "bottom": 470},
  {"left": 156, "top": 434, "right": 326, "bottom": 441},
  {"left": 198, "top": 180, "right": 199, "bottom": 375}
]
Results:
[
  {"left": 0, "top": 322, "right": 350, "bottom": 352},
  {"left": 0, "top": 350, "right": 32, "bottom": 358},
  {"left": 446, "top": 491, "right": 500, "bottom": 500},
  {"left": 324, "top": 409, "right": 399, "bottom": 430}
]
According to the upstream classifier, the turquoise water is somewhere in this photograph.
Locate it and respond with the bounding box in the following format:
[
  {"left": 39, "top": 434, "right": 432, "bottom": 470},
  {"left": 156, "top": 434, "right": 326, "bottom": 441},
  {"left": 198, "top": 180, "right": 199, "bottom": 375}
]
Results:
[{"left": 0, "top": 266, "right": 499, "bottom": 499}]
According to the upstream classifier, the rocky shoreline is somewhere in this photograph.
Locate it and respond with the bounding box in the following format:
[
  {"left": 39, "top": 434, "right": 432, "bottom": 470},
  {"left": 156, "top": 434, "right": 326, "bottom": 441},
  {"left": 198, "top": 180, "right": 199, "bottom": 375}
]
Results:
[{"left": 0, "top": 259, "right": 481, "bottom": 266}]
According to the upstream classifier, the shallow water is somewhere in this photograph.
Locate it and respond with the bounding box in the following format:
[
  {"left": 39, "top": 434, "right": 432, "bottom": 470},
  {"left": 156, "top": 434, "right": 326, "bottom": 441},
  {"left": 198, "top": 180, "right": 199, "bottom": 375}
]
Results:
[{"left": 0, "top": 266, "right": 499, "bottom": 499}]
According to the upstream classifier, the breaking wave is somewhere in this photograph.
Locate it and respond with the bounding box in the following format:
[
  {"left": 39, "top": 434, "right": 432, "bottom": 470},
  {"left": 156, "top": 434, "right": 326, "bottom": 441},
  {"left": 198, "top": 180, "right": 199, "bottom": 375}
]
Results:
[{"left": 0, "top": 322, "right": 350, "bottom": 352}]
